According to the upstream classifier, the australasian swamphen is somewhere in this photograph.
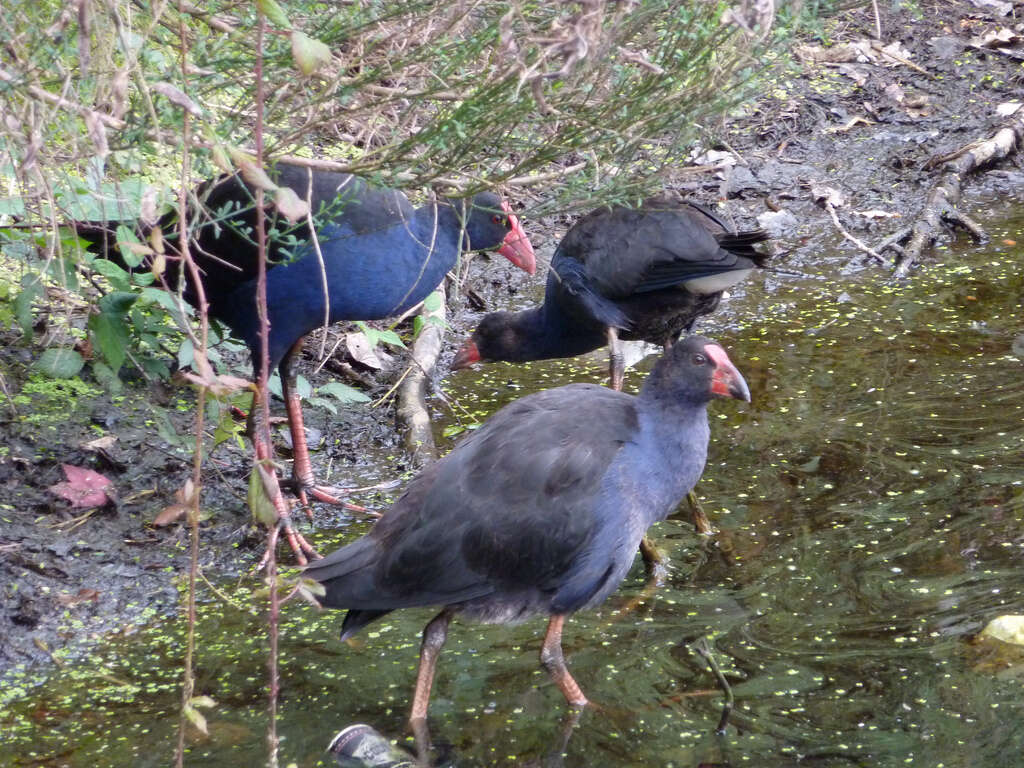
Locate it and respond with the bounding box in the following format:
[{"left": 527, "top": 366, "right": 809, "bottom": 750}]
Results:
[
  {"left": 305, "top": 335, "right": 750, "bottom": 729},
  {"left": 452, "top": 195, "right": 768, "bottom": 391},
  {"left": 74, "top": 162, "right": 536, "bottom": 562}
]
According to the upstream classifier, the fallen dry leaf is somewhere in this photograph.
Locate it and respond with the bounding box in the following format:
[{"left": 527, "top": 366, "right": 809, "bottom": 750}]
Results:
[
  {"left": 154, "top": 479, "right": 198, "bottom": 526},
  {"left": 82, "top": 435, "right": 118, "bottom": 452},
  {"left": 56, "top": 588, "right": 101, "bottom": 606},
  {"left": 810, "top": 183, "right": 845, "bottom": 208},
  {"left": 972, "top": 27, "right": 1022, "bottom": 49},
  {"left": 49, "top": 464, "right": 113, "bottom": 508},
  {"left": 345, "top": 331, "right": 383, "bottom": 370}
]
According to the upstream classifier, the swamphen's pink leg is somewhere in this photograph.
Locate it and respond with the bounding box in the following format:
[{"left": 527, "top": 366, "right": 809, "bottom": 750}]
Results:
[
  {"left": 249, "top": 391, "right": 319, "bottom": 568},
  {"left": 540, "top": 614, "right": 589, "bottom": 707},
  {"left": 279, "top": 341, "right": 374, "bottom": 516},
  {"left": 410, "top": 610, "right": 452, "bottom": 724}
]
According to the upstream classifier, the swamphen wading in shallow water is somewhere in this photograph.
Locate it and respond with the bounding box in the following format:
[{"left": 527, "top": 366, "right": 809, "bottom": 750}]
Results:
[
  {"left": 305, "top": 335, "right": 750, "bottom": 732},
  {"left": 453, "top": 195, "right": 768, "bottom": 391},
  {"left": 74, "top": 162, "right": 536, "bottom": 562}
]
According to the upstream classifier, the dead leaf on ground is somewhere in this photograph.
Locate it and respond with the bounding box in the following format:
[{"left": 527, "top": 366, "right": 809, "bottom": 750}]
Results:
[
  {"left": 837, "top": 64, "right": 868, "bottom": 86},
  {"left": 48, "top": 464, "right": 113, "bottom": 509},
  {"left": 971, "top": 27, "right": 1023, "bottom": 49},
  {"left": 810, "top": 183, "right": 845, "bottom": 208},
  {"left": 996, "top": 101, "right": 1022, "bottom": 116},
  {"left": 56, "top": 588, "right": 101, "bottom": 606},
  {"left": 883, "top": 82, "right": 931, "bottom": 117},
  {"left": 154, "top": 479, "right": 197, "bottom": 526},
  {"left": 795, "top": 38, "right": 915, "bottom": 68},
  {"left": 345, "top": 331, "right": 383, "bottom": 369},
  {"left": 82, "top": 435, "right": 118, "bottom": 452}
]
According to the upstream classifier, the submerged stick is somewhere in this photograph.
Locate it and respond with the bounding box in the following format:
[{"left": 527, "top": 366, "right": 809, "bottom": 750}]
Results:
[{"left": 692, "top": 636, "right": 734, "bottom": 735}]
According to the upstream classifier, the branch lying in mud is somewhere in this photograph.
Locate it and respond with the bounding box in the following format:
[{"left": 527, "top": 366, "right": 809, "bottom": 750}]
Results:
[
  {"left": 880, "top": 106, "right": 1024, "bottom": 277},
  {"left": 811, "top": 183, "right": 888, "bottom": 266},
  {"left": 396, "top": 285, "right": 446, "bottom": 467}
]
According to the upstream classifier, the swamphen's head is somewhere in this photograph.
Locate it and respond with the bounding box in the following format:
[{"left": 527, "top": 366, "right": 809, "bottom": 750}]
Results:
[
  {"left": 457, "top": 192, "right": 536, "bottom": 274},
  {"left": 642, "top": 335, "right": 750, "bottom": 404},
  {"left": 450, "top": 310, "right": 526, "bottom": 369}
]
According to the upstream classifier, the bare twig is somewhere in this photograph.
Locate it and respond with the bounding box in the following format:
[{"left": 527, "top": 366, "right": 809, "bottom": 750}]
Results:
[{"left": 823, "top": 200, "right": 889, "bottom": 266}]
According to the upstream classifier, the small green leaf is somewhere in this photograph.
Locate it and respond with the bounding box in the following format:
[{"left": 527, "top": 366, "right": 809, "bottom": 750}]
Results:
[
  {"left": 89, "top": 311, "right": 130, "bottom": 373},
  {"left": 177, "top": 338, "right": 195, "bottom": 370},
  {"left": 248, "top": 463, "right": 279, "bottom": 528},
  {"left": 14, "top": 276, "right": 42, "bottom": 336},
  {"left": 115, "top": 224, "right": 145, "bottom": 267},
  {"left": 141, "top": 286, "right": 191, "bottom": 319},
  {"left": 98, "top": 290, "right": 139, "bottom": 316},
  {"left": 374, "top": 328, "right": 406, "bottom": 348},
  {"left": 256, "top": 0, "right": 292, "bottom": 28},
  {"left": 291, "top": 31, "right": 332, "bottom": 75},
  {"left": 305, "top": 396, "right": 337, "bottom": 415},
  {"left": 131, "top": 270, "right": 156, "bottom": 286},
  {"left": 92, "top": 259, "right": 131, "bottom": 291},
  {"left": 317, "top": 381, "right": 370, "bottom": 404},
  {"left": 423, "top": 290, "right": 443, "bottom": 312},
  {"left": 35, "top": 348, "right": 85, "bottom": 378},
  {"left": 92, "top": 361, "right": 123, "bottom": 394}
]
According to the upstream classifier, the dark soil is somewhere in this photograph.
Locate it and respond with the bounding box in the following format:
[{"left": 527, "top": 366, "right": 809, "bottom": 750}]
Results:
[{"left": 3, "top": 0, "right": 1022, "bottom": 681}]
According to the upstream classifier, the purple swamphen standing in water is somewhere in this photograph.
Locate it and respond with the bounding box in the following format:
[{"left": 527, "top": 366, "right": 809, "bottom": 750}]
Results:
[
  {"left": 74, "top": 162, "right": 536, "bottom": 562},
  {"left": 305, "top": 335, "right": 750, "bottom": 729},
  {"left": 453, "top": 195, "right": 767, "bottom": 391}
]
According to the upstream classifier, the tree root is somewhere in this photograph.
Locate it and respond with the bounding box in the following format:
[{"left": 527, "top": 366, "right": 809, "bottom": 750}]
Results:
[
  {"left": 396, "top": 285, "right": 446, "bottom": 468},
  {"left": 880, "top": 106, "right": 1024, "bottom": 277}
]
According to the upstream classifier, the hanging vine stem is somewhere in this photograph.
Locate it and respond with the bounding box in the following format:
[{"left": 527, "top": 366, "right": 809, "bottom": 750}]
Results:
[
  {"left": 253, "top": 13, "right": 286, "bottom": 768},
  {"left": 252, "top": 12, "right": 283, "bottom": 767},
  {"left": 173, "top": 0, "right": 212, "bottom": 762}
]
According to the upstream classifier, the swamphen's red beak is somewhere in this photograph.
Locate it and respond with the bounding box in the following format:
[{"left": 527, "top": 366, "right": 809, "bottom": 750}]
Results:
[
  {"left": 705, "top": 343, "right": 751, "bottom": 402},
  {"left": 497, "top": 202, "right": 536, "bottom": 274},
  {"left": 451, "top": 338, "right": 480, "bottom": 370}
]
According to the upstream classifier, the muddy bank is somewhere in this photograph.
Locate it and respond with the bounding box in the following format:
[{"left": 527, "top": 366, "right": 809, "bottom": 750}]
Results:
[{"left": 3, "top": 0, "right": 1023, "bottom": 684}]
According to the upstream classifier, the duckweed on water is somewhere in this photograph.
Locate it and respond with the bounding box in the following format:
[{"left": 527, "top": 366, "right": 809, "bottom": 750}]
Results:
[{"left": 2, "top": 231, "right": 1024, "bottom": 766}]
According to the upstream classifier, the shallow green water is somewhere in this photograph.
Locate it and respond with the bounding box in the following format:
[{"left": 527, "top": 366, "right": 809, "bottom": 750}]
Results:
[{"left": 3, "top": 215, "right": 1024, "bottom": 767}]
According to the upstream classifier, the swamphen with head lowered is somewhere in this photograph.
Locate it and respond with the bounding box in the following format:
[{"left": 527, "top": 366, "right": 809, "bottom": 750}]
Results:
[
  {"left": 305, "top": 335, "right": 749, "bottom": 730},
  {"left": 74, "top": 162, "right": 536, "bottom": 562},
  {"left": 453, "top": 195, "right": 768, "bottom": 391}
]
